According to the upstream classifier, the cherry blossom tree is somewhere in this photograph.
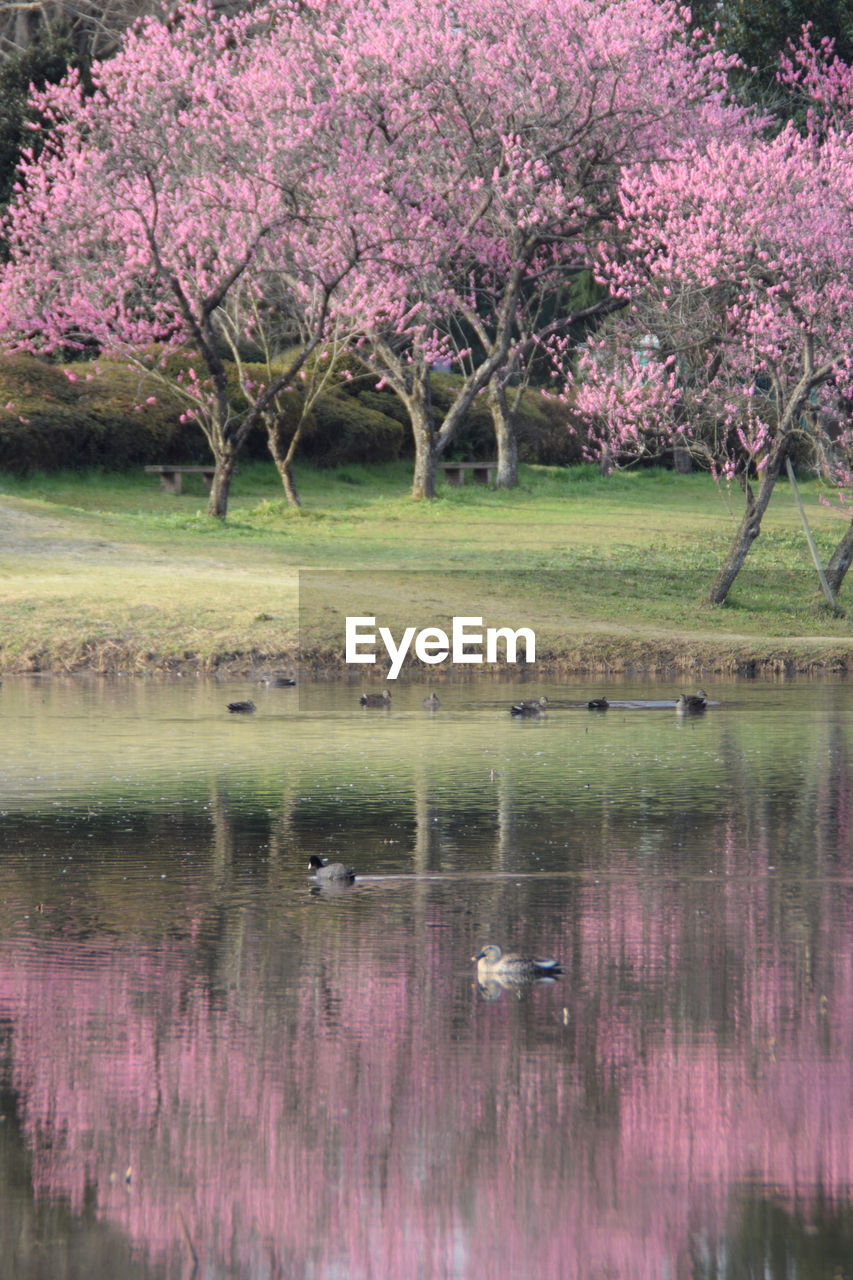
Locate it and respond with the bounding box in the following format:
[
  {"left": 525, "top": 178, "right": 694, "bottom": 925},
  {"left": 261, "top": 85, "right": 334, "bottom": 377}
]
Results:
[
  {"left": 0, "top": 2, "right": 383, "bottom": 516},
  {"left": 322, "top": 0, "right": 746, "bottom": 498},
  {"left": 773, "top": 31, "right": 853, "bottom": 597},
  {"left": 566, "top": 112, "right": 853, "bottom": 604}
]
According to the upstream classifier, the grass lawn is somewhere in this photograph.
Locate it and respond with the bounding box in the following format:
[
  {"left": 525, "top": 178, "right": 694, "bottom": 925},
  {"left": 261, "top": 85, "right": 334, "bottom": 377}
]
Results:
[{"left": 0, "top": 460, "right": 851, "bottom": 674}]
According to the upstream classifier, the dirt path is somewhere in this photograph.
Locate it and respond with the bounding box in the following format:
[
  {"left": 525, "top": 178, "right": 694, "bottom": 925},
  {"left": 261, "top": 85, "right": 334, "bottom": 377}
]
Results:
[{"left": 0, "top": 498, "right": 120, "bottom": 558}]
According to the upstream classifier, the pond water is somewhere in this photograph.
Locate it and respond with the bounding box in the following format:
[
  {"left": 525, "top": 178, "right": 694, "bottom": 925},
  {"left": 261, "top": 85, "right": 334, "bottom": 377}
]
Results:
[{"left": 1, "top": 674, "right": 853, "bottom": 1279}]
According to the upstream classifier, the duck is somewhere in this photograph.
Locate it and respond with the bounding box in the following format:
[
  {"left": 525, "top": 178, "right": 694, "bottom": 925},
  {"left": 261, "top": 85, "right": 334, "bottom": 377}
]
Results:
[
  {"left": 510, "top": 696, "right": 548, "bottom": 716},
  {"left": 308, "top": 854, "right": 355, "bottom": 883},
  {"left": 422, "top": 692, "right": 440, "bottom": 710},
  {"left": 360, "top": 689, "right": 391, "bottom": 707},
  {"left": 587, "top": 697, "right": 609, "bottom": 710},
  {"left": 260, "top": 674, "right": 296, "bottom": 687},
  {"left": 227, "top": 700, "right": 256, "bottom": 713},
  {"left": 473, "top": 943, "right": 562, "bottom": 981},
  {"left": 676, "top": 689, "right": 708, "bottom": 714}
]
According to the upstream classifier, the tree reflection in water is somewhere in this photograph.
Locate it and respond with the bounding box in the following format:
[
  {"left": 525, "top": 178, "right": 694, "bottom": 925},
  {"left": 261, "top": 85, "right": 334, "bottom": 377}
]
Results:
[{"left": 0, "top": 678, "right": 850, "bottom": 1278}]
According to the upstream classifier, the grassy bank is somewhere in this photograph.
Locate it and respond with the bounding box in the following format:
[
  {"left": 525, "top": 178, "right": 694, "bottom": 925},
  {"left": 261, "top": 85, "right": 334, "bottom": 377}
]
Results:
[{"left": 1, "top": 461, "right": 852, "bottom": 675}]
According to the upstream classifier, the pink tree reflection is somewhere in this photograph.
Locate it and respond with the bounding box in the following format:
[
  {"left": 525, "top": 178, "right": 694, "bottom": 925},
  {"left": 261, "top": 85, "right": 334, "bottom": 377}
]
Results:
[{"left": 1, "top": 854, "right": 853, "bottom": 1278}]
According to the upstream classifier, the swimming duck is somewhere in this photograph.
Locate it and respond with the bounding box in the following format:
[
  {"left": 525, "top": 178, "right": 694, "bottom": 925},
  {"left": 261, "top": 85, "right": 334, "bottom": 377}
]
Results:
[
  {"left": 587, "top": 697, "right": 609, "bottom": 710},
  {"left": 510, "top": 696, "right": 548, "bottom": 716},
  {"left": 308, "top": 854, "right": 355, "bottom": 883},
  {"left": 227, "top": 700, "right": 256, "bottom": 713},
  {"left": 360, "top": 689, "right": 391, "bottom": 707},
  {"left": 473, "top": 943, "right": 562, "bottom": 980},
  {"left": 676, "top": 690, "right": 708, "bottom": 714},
  {"left": 422, "top": 692, "right": 440, "bottom": 710},
  {"left": 260, "top": 674, "right": 296, "bottom": 687}
]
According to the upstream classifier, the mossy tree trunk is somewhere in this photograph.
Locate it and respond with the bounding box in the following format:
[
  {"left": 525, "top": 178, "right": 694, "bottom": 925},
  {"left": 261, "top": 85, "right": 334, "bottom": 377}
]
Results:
[
  {"left": 488, "top": 378, "right": 519, "bottom": 489},
  {"left": 207, "top": 446, "right": 237, "bottom": 518},
  {"left": 825, "top": 518, "right": 853, "bottom": 596},
  {"left": 351, "top": 342, "right": 441, "bottom": 499},
  {"left": 264, "top": 411, "right": 303, "bottom": 508},
  {"left": 707, "top": 354, "right": 836, "bottom": 604},
  {"left": 202, "top": 365, "right": 237, "bottom": 519},
  {"left": 708, "top": 444, "right": 788, "bottom": 605}
]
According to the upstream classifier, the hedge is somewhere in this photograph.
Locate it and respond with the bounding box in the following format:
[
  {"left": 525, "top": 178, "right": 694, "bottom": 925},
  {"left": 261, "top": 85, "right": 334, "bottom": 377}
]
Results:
[
  {"left": 0, "top": 351, "right": 581, "bottom": 473},
  {"left": 0, "top": 354, "right": 200, "bottom": 473}
]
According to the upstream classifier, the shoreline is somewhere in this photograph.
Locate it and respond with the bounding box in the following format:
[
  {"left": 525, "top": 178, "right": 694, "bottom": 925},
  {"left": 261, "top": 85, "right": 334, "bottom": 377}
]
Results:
[{"left": 3, "top": 634, "right": 852, "bottom": 679}]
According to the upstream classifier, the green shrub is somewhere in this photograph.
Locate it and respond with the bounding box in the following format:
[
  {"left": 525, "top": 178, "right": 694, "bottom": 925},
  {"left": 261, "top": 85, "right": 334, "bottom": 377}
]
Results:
[
  {"left": 0, "top": 349, "right": 585, "bottom": 474},
  {"left": 0, "top": 354, "right": 200, "bottom": 473},
  {"left": 304, "top": 391, "right": 406, "bottom": 465},
  {"left": 357, "top": 389, "right": 410, "bottom": 426},
  {"left": 517, "top": 393, "right": 585, "bottom": 466}
]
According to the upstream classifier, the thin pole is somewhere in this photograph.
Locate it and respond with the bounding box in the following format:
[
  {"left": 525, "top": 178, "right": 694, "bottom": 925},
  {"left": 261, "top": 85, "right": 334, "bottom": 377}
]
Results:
[{"left": 785, "top": 457, "right": 836, "bottom": 609}]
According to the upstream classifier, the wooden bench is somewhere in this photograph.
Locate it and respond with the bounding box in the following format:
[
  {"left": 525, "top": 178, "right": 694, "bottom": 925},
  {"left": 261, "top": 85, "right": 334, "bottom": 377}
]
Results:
[
  {"left": 145, "top": 465, "right": 216, "bottom": 494},
  {"left": 438, "top": 460, "right": 497, "bottom": 487}
]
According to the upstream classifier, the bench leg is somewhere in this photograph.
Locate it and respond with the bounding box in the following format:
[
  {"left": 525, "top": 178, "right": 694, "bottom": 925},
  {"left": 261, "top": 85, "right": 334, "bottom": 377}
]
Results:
[
  {"left": 444, "top": 469, "right": 464, "bottom": 486},
  {"left": 160, "top": 472, "right": 183, "bottom": 494}
]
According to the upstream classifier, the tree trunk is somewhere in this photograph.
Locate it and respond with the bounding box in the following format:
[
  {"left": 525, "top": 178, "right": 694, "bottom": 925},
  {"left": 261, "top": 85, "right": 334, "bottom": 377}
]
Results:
[
  {"left": 265, "top": 413, "right": 303, "bottom": 508},
  {"left": 411, "top": 406, "right": 439, "bottom": 499},
  {"left": 708, "top": 448, "right": 786, "bottom": 604},
  {"left": 352, "top": 344, "right": 440, "bottom": 499},
  {"left": 277, "top": 458, "right": 301, "bottom": 507},
  {"left": 202, "top": 367, "right": 238, "bottom": 519},
  {"left": 206, "top": 450, "right": 236, "bottom": 518},
  {"left": 409, "top": 363, "right": 439, "bottom": 500},
  {"left": 825, "top": 516, "right": 853, "bottom": 595},
  {"left": 488, "top": 379, "right": 518, "bottom": 488},
  {"left": 673, "top": 445, "right": 692, "bottom": 474}
]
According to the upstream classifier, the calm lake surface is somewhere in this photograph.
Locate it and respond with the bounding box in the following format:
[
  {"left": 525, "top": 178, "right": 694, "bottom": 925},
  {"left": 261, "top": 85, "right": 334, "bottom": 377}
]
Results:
[{"left": 1, "top": 674, "right": 853, "bottom": 1279}]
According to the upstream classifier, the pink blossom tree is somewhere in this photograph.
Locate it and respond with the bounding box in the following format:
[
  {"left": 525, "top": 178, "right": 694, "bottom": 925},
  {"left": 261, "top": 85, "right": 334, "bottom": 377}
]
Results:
[
  {"left": 778, "top": 30, "right": 853, "bottom": 596},
  {"left": 567, "top": 111, "right": 853, "bottom": 604},
  {"left": 324, "top": 0, "right": 746, "bottom": 498},
  {"left": 0, "top": 2, "right": 383, "bottom": 517}
]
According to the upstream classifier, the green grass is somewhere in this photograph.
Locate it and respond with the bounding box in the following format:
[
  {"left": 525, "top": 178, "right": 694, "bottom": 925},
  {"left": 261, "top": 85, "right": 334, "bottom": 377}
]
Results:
[{"left": 0, "top": 460, "right": 851, "bottom": 674}]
